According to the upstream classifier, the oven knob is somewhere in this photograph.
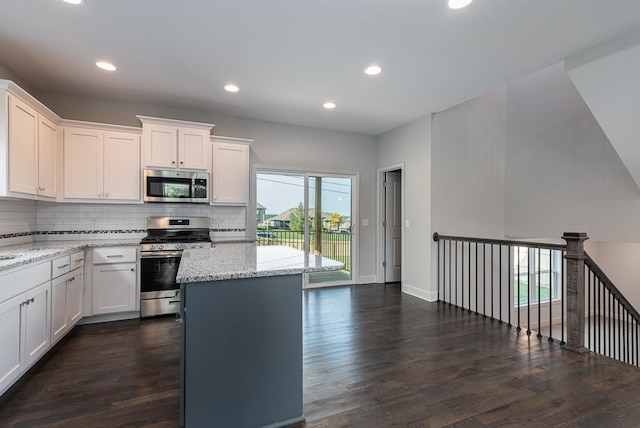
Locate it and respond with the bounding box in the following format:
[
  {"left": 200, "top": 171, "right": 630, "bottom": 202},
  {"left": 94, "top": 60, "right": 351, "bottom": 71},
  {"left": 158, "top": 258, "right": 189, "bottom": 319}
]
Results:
[
  {"left": 159, "top": 244, "right": 165, "bottom": 250},
  {"left": 149, "top": 245, "right": 156, "bottom": 251},
  {"left": 175, "top": 243, "right": 181, "bottom": 249},
  {"left": 199, "top": 243, "right": 205, "bottom": 248},
  {"left": 191, "top": 244, "right": 196, "bottom": 248}
]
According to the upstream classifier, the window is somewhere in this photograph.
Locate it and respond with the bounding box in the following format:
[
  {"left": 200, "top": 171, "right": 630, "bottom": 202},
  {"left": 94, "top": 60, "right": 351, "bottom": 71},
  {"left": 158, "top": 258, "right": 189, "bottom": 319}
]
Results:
[{"left": 513, "top": 247, "right": 562, "bottom": 306}]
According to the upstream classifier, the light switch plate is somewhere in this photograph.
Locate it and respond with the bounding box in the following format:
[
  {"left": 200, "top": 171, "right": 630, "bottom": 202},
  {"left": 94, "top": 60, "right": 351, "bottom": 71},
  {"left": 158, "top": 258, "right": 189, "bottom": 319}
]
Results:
[{"left": 362, "top": 218, "right": 369, "bottom": 226}]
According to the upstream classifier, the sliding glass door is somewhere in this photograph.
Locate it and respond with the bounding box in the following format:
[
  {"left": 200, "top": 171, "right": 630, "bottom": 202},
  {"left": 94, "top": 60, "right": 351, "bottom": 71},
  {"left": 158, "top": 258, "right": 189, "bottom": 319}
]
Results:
[{"left": 256, "top": 170, "right": 356, "bottom": 287}]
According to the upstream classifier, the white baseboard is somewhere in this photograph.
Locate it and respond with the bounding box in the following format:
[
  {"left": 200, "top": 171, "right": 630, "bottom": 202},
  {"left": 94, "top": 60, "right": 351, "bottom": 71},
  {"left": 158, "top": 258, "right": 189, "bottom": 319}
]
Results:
[
  {"left": 357, "top": 275, "right": 377, "bottom": 284},
  {"left": 78, "top": 311, "right": 140, "bottom": 325},
  {"left": 402, "top": 283, "right": 437, "bottom": 302}
]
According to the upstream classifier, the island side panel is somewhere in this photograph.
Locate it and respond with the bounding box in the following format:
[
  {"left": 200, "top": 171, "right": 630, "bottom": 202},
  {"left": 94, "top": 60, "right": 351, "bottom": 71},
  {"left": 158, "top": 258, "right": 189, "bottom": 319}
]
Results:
[{"left": 182, "top": 274, "right": 303, "bottom": 428}]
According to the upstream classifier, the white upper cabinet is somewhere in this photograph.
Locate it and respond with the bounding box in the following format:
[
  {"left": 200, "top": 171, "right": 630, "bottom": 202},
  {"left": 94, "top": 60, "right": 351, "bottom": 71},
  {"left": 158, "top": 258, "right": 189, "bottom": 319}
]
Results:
[
  {"left": 138, "top": 116, "right": 213, "bottom": 171},
  {"left": 63, "top": 125, "right": 141, "bottom": 202},
  {"left": 211, "top": 136, "right": 252, "bottom": 205},
  {"left": 0, "top": 81, "right": 60, "bottom": 200}
]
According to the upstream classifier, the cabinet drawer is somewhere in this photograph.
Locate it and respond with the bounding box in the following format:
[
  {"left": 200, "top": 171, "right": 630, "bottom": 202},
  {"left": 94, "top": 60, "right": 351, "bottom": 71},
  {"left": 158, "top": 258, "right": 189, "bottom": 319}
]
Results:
[
  {"left": 52, "top": 255, "right": 71, "bottom": 278},
  {"left": 93, "top": 247, "right": 137, "bottom": 264},
  {"left": 70, "top": 251, "right": 85, "bottom": 270},
  {"left": 0, "top": 261, "right": 51, "bottom": 304}
]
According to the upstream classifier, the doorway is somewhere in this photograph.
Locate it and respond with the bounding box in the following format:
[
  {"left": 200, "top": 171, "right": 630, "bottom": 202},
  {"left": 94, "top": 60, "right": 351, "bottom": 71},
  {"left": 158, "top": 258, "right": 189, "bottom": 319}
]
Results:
[{"left": 377, "top": 165, "right": 404, "bottom": 284}]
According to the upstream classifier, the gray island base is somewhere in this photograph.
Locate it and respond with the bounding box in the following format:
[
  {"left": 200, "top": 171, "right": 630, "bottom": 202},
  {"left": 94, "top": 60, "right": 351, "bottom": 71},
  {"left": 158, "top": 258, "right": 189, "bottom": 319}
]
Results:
[{"left": 177, "top": 244, "right": 343, "bottom": 428}]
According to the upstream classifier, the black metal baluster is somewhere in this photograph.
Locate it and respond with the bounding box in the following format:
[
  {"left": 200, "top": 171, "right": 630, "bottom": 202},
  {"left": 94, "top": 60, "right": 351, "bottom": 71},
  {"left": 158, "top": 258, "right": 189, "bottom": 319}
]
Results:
[
  {"left": 491, "top": 244, "right": 494, "bottom": 321},
  {"left": 618, "top": 302, "right": 622, "bottom": 361},
  {"left": 468, "top": 241, "right": 472, "bottom": 313},
  {"left": 483, "top": 243, "right": 487, "bottom": 318},
  {"left": 549, "top": 250, "right": 553, "bottom": 341},
  {"left": 609, "top": 292, "right": 612, "bottom": 358},
  {"left": 437, "top": 238, "right": 440, "bottom": 303},
  {"left": 595, "top": 276, "right": 599, "bottom": 354},
  {"left": 527, "top": 247, "right": 531, "bottom": 335},
  {"left": 587, "top": 268, "right": 591, "bottom": 349},
  {"left": 454, "top": 240, "right": 458, "bottom": 308},
  {"left": 448, "top": 239, "right": 451, "bottom": 305},
  {"left": 499, "top": 245, "right": 503, "bottom": 325},
  {"left": 537, "top": 248, "right": 542, "bottom": 338},
  {"left": 517, "top": 246, "right": 521, "bottom": 331},
  {"left": 508, "top": 246, "right": 512, "bottom": 328},
  {"left": 560, "top": 253, "right": 565, "bottom": 345},
  {"left": 461, "top": 242, "right": 465, "bottom": 311},
  {"left": 475, "top": 242, "right": 479, "bottom": 316}
]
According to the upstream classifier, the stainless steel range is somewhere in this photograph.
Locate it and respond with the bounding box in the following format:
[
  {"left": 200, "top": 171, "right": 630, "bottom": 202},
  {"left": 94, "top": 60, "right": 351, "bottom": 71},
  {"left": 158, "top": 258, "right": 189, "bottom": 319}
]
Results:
[{"left": 140, "top": 216, "right": 211, "bottom": 318}]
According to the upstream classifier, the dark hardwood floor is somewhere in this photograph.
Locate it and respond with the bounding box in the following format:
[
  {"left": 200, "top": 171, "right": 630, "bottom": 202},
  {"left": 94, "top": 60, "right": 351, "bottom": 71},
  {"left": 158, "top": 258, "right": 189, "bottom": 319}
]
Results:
[{"left": 2, "top": 283, "right": 640, "bottom": 427}]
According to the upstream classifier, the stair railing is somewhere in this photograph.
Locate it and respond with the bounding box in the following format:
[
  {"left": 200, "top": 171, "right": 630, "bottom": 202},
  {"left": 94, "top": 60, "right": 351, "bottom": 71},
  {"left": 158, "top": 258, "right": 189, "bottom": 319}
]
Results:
[{"left": 433, "top": 232, "right": 640, "bottom": 366}]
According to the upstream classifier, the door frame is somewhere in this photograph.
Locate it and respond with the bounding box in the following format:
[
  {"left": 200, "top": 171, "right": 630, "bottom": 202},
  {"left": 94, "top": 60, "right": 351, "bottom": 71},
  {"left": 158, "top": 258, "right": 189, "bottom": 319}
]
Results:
[
  {"left": 252, "top": 164, "right": 359, "bottom": 287},
  {"left": 376, "top": 163, "right": 405, "bottom": 284}
]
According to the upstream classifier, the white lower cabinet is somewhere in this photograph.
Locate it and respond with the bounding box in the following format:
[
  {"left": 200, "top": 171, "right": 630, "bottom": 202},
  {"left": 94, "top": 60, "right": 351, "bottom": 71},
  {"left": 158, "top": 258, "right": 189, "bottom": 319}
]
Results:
[
  {"left": 92, "top": 247, "right": 138, "bottom": 315},
  {"left": 0, "top": 262, "right": 51, "bottom": 397},
  {"left": 51, "top": 252, "right": 84, "bottom": 345}
]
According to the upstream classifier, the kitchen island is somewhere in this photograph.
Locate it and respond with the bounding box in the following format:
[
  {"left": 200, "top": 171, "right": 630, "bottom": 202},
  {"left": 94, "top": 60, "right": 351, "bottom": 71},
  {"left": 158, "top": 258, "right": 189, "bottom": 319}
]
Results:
[{"left": 176, "top": 243, "right": 344, "bottom": 428}]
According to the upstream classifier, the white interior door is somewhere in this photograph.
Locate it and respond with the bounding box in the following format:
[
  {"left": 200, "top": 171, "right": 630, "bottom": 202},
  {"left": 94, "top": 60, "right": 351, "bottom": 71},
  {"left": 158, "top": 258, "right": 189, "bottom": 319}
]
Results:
[{"left": 384, "top": 171, "right": 402, "bottom": 283}]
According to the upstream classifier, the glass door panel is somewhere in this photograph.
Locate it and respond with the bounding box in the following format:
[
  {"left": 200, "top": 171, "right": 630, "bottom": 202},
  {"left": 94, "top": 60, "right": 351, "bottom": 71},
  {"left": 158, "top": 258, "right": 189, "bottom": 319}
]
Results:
[
  {"left": 256, "top": 173, "right": 305, "bottom": 250},
  {"left": 308, "top": 176, "right": 352, "bottom": 285}
]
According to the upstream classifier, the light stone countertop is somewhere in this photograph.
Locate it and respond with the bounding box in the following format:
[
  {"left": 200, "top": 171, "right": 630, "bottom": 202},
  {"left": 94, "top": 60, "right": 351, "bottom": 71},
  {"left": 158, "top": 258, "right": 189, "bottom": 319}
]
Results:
[
  {"left": 0, "top": 239, "right": 141, "bottom": 273},
  {"left": 176, "top": 243, "right": 344, "bottom": 283}
]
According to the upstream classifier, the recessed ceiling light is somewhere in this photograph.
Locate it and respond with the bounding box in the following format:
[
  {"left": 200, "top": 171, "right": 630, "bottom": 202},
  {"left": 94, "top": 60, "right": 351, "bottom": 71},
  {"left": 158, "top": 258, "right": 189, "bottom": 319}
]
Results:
[
  {"left": 224, "top": 84, "right": 240, "bottom": 93},
  {"left": 62, "top": 0, "right": 83, "bottom": 4},
  {"left": 323, "top": 102, "right": 336, "bottom": 110},
  {"left": 364, "top": 65, "right": 382, "bottom": 76},
  {"left": 448, "top": 0, "right": 473, "bottom": 9},
  {"left": 96, "top": 61, "right": 116, "bottom": 72}
]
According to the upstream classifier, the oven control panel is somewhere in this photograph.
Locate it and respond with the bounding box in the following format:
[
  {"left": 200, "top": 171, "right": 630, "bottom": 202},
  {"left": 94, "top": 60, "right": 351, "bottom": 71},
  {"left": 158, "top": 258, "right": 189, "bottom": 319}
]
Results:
[{"left": 141, "top": 242, "right": 211, "bottom": 252}]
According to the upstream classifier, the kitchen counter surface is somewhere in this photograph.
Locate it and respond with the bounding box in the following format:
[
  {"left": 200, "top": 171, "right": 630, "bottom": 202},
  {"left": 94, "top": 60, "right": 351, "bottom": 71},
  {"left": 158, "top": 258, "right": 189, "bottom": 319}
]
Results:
[
  {"left": 177, "top": 243, "right": 344, "bottom": 283},
  {"left": 0, "top": 239, "right": 141, "bottom": 273}
]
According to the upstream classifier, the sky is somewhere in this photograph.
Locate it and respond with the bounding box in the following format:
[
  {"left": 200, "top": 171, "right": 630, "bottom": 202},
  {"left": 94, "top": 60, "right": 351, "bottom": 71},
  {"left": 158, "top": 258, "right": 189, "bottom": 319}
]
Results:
[{"left": 256, "top": 173, "right": 352, "bottom": 216}]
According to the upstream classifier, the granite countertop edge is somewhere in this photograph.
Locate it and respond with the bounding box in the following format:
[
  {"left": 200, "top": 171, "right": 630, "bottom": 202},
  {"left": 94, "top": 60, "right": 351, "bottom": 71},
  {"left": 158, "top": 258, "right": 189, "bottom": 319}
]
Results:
[
  {"left": 177, "top": 263, "right": 344, "bottom": 283},
  {"left": 0, "top": 239, "right": 141, "bottom": 273}
]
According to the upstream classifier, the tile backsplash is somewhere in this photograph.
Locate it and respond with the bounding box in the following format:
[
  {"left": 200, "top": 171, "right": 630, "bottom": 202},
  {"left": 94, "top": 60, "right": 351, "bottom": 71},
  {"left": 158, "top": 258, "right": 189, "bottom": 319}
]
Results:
[
  {"left": 0, "top": 199, "right": 247, "bottom": 246},
  {"left": 0, "top": 198, "right": 37, "bottom": 246}
]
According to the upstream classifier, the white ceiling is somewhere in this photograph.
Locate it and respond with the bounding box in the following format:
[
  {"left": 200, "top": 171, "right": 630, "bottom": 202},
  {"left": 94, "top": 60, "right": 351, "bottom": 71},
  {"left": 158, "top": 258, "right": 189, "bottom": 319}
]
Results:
[{"left": 2, "top": 1, "right": 640, "bottom": 136}]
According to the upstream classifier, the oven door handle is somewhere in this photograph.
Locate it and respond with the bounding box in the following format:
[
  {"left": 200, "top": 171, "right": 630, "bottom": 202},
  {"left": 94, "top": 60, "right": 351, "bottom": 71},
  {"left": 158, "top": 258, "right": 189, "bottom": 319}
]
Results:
[{"left": 141, "top": 251, "right": 182, "bottom": 258}]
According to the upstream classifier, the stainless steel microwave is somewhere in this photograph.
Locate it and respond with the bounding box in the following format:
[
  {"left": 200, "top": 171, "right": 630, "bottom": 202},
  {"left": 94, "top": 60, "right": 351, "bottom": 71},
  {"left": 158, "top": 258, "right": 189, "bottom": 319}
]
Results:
[{"left": 143, "top": 169, "right": 209, "bottom": 203}]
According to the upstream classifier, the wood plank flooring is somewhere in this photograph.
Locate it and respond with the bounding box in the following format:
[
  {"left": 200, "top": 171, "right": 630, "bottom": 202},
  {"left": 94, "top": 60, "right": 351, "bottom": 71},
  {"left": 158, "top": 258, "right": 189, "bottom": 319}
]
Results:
[{"left": 2, "top": 283, "right": 640, "bottom": 427}]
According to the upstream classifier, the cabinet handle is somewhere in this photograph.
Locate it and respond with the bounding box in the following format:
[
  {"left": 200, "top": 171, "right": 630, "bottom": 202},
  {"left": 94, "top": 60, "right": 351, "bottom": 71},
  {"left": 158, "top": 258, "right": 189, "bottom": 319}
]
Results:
[
  {"left": 23, "top": 298, "right": 35, "bottom": 306},
  {"left": 100, "top": 268, "right": 131, "bottom": 273},
  {"left": 98, "top": 192, "right": 102, "bottom": 197},
  {"left": 180, "top": 161, "right": 184, "bottom": 164},
  {"left": 172, "top": 161, "right": 176, "bottom": 164},
  {"left": 76, "top": 258, "right": 85, "bottom": 262},
  {"left": 58, "top": 263, "right": 70, "bottom": 269},
  {"left": 106, "top": 255, "right": 124, "bottom": 258}
]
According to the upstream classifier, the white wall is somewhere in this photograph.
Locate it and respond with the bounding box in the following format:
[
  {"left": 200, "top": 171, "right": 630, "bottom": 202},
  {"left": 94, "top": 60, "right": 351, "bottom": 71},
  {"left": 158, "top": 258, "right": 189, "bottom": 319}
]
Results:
[
  {"left": 505, "top": 63, "right": 640, "bottom": 242},
  {"left": 586, "top": 241, "right": 640, "bottom": 311},
  {"left": 21, "top": 89, "right": 379, "bottom": 281},
  {"left": 431, "top": 86, "right": 507, "bottom": 239},
  {"left": 378, "top": 116, "right": 432, "bottom": 300}
]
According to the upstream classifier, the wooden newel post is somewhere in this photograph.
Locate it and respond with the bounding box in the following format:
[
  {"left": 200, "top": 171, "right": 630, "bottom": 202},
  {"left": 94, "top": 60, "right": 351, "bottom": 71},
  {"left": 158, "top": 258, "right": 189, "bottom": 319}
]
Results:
[{"left": 562, "top": 232, "right": 589, "bottom": 354}]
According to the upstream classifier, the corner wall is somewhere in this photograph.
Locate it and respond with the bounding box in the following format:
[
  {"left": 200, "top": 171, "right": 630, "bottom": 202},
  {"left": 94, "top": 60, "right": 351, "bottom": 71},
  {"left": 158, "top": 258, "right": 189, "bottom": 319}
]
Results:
[{"left": 378, "top": 116, "right": 433, "bottom": 300}]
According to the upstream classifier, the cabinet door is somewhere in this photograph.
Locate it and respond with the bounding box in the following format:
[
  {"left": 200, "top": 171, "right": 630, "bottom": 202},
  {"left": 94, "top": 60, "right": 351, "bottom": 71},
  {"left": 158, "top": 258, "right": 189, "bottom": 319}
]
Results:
[
  {"left": 0, "top": 293, "right": 24, "bottom": 394},
  {"left": 37, "top": 116, "right": 58, "bottom": 199},
  {"left": 104, "top": 131, "right": 141, "bottom": 201},
  {"left": 178, "top": 128, "right": 209, "bottom": 170},
  {"left": 93, "top": 264, "right": 137, "bottom": 314},
  {"left": 51, "top": 276, "right": 68, "bottom": 344},
  {"left": 8, "top": 96, "right": 38, "bottom": 196},
  {"left": 24, "top": 282, "right": 50, "bottom": 366},
  {"left": 212, "top": 143, "right": 249, "bottom": 205},
  {"left": 144, "top": 124, "right": 177, "bottom": 168},
  {"left": 66, "top": 271, "right": 83, "bottom": 326},
  {"left": 63, "top": 127, "right": 104, "bottom": 199}
]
